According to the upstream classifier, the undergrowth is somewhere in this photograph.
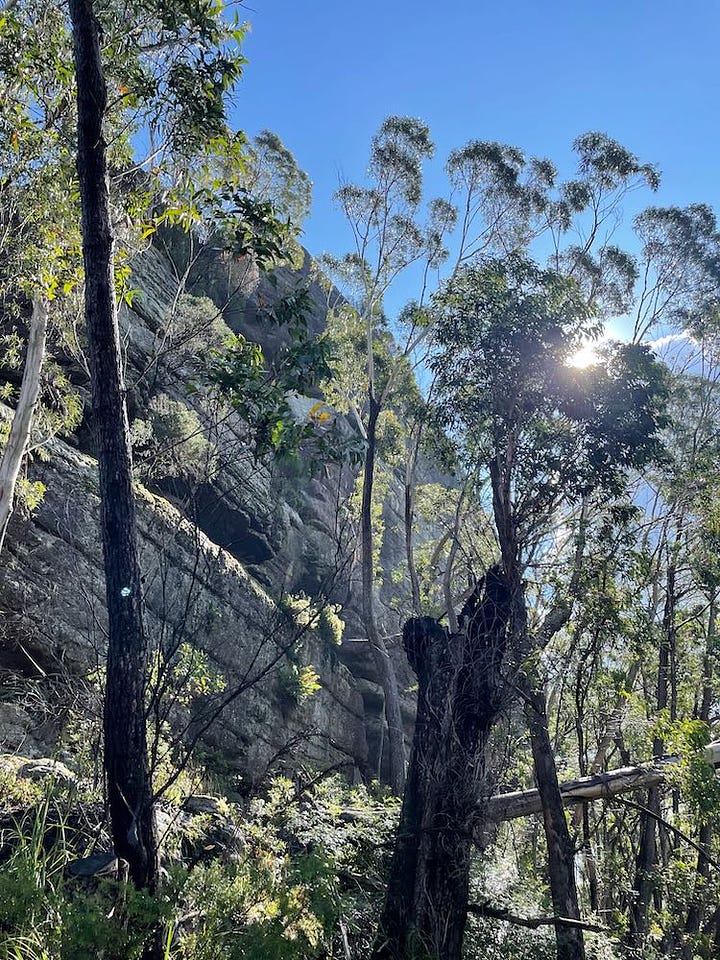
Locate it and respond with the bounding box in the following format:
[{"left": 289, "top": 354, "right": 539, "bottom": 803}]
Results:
[{"left": 0, "top": 775, "right": 398, "bottom": 960}]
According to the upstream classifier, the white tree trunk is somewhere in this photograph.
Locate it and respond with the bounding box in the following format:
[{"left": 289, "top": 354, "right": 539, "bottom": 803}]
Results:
[
  {"left": 481, "top": 742, "right": 720, "bottom": 824},
  {"left": 0, "top": 294, "right": 48, "bottom": 554}
]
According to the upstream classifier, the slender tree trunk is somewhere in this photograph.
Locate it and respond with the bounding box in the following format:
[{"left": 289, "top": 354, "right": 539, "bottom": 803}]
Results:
[
  {"left": 683, "top": 822, "right": 712, "bottom": 946},
  {"left": 488, "top": 451, "right": 585, "bottom": 959},
  {"left": 626, "top": 562, "right": 675, "bottom": 949},
  {"left": 0, "top": 294, "right": 47, "bottom": 555},
  {"left": 580, "top": 803, "right": 599, "bottom": 914},
  {"left": 403, "top": 431, "right": 422, "bottom": 615},
  {"left": 683, "top": 595, "right": 716, "bottom": 951},
  {"left": 68, "top": 0, "right": 158, "bottom": 889},
  {"left": 361, "top": 395, "right": 406, "bottom": 793},
  {"left": 522, "top": 676, "right": 586, "bottom": 960},
  {"left": 581, "top": 661, "right": 641, "bottom": 789},
  {"left": 626, "top": 786, "right": 660, "bottom": 949},
  {"left": 372, "top": 567, "right": 510, "bottom": 960}
]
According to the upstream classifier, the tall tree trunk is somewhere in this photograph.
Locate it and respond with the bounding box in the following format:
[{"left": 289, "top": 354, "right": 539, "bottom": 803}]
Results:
[
  {"left": 682, "top": 822, "right": 712, "bottom": 948},
  {"left": 626, "top": 787, "right": 660, "bottom": 949},
  {"left": 626, "top": 562, "right": 675, "bottom": 949},
  {"left": 68, "top": 0, "right": 158, "bottom": 889},
  {"left": 403, "top": 430, "right": 422, "bottom": 615},
  {"left": 683, "top": 595, "right": 716, "bottom": 951},
  {"left": 361, "top": 395, "right": 406, "bottom": 793},
  {"left": 0, "top": 294, "right": 47, "bottom": 555},
  {"left": 372, "top": 567, "right": 510, "bottom": 960},
  {"left": 522, "top": 676, "right": 586, "bottom": 960},
  {"left": 489, "top": 452, "right": 585, "bottom": 960}
]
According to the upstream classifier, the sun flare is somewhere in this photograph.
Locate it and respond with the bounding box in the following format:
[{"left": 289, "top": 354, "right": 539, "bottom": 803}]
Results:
[{"left": 567, "top": 343, "right": 600, "bottom": 369}]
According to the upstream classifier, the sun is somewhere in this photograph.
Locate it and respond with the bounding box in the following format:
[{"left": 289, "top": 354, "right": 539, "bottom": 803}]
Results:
[{"left": 567, "top": 343, "right": 600, "bottom": 369}]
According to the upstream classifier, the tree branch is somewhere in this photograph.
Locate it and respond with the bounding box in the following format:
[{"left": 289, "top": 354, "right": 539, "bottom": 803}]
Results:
[{"left": 467, "top": 902, "right": 608, "bottom": 933}]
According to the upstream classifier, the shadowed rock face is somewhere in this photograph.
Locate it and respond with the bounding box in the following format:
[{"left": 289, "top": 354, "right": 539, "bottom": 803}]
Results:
[
  {"left": 0, "top": 414, "right": 369, "bottom": 783},
  {"left": 0, "top": 240, "right": 429, "bottom": 782},
  {"left": 155, "top": 477, "right": 274, "bottom": 566}
]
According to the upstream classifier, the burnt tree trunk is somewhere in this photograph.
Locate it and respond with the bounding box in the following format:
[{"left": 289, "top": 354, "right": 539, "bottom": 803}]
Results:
[
  {"left": 69, "top": 0, "right": 158, "bottom": 889},
  {"left": 372, "top": 566, "right": 510, "bottom": 960}
]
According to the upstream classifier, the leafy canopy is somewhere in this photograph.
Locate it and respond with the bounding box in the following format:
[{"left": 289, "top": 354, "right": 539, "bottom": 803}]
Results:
[{"left": 432, "top": 254, "right": 671, "bottom": 522}]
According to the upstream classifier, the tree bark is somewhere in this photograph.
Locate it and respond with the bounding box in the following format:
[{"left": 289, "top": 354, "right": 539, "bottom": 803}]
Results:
[
  {"left": 403, "top": 431, "right": 422, "bottom": 615},
  {"left": 683, "top": 595, "right": 716, "bottom": 951},
  {"left": 626, "top": 785, "right": 660, "bottom": 949},
  {"left": 68, "top": 0, "right": 158, "bottom": 889},
  {"left": 522, "top": 677, "right": 586, "bottom": 960},
  {"left": 361, "top": 395, "right": 406, "bottom": 794},
  {"left": 683, "top": 822, "right": 712, "bottom": 948},
  {"left": 488, "top": 451, "right": 585, "bottom": 959},
  {"left": 626, "top": 562, "right": 675, "bottom": 949},
  {"left": 0, "top": 294, "right": 47, "bottom": 555},
  {"left": 372, "top": 567, "right": 510, "bottom": 960}
]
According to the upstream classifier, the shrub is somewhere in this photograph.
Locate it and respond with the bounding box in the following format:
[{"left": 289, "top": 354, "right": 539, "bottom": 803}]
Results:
[{"left": 132, "top": 395, "right": 218, "bottom": 483}]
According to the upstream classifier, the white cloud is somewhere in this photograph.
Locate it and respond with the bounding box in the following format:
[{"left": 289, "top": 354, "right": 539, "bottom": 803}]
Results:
[{"left": 647, "top": 331, "right": 694, "bottom": 351}]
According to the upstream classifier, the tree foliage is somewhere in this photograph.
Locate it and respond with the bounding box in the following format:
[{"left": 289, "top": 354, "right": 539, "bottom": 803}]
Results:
[{"left": 432, "top": 255, "right": 671, "bottom": 519}]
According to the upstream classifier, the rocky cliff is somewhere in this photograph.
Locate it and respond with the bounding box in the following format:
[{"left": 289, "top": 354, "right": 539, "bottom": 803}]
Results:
[{"left": 0, "top": 239, "right": 418, "bottom": 787}]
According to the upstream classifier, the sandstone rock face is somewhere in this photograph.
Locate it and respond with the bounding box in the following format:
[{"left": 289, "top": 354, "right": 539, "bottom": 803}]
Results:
[
  {"left": 0, "top": 704, "right": 40, "bottom": 756},
  {"left": 0, "top": 425, "right": 368, "bottom": 782},
  {"left": 0, "top": 239, "right": 424, "bottom": 784}
]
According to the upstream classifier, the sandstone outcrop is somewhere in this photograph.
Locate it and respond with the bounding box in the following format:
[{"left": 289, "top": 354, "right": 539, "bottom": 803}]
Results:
[{"left": 0, "top": 239, "right": 421, "bottom": 784}]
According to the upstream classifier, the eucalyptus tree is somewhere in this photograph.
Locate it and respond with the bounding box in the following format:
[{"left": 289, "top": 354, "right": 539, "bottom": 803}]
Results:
[
  {"left": 632, "top": 204, "right": 720, "bottom": 342},
  {"left": 348, "top": 126, "right": 685, "bottom": 956},
  {"left": 0, "top": 298, "right": 48, "bottom": 553},
  {"left": 370, "top": 252, "right": 668, "bottom": 960},
  {"left": 386, "top": 254, "right": 670, "bottom": 960},
  {"left": 65, "top": 0, "right": 247, "bottom": 891},
  {"left": 538, "top": 368, "right": 720, "bottom": 957},
  {"left": 244, "top": 129, "right": 313, "bottom": 231},
  {"left": 604, "top": 366, "right": 720, "bottom": 953},
  {"left": 2, "top": 0, "right": 320, "bottom": 897},
  {"left": 0, "top": 0, "right": 83, "bottom": 553},
  {"left": 567, "top": 202, "right": 720, "bottom": 952},
  {"left": 329, "top": 118, "right": 562, "bottom": 792},
  {"left": 326, "top": 116, "right": 452, "bottom": 792}
]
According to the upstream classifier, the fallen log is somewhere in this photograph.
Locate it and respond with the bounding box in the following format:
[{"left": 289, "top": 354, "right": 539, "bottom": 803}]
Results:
[{"left": 482, "top": 741, "right": 720, "bottom": 823}]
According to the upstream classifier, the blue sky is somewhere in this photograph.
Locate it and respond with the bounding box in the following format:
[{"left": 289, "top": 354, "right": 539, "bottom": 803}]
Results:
[{"left": 232, "top": 1, "right": 720, "bottom": 323}]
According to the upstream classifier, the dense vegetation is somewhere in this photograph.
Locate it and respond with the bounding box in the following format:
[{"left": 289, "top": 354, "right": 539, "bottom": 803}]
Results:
[{"left": 2, "top": 1, "right": 720, "bottom": 958}]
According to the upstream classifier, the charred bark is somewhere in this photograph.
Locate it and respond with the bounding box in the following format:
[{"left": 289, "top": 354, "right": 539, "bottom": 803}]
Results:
[
  {"left": 372, "top": 566, "right": 510, "bottom": 960},
  {"left": 69, "top": 0, "right": 158, "bottom": 889}
]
